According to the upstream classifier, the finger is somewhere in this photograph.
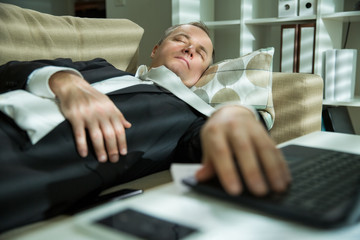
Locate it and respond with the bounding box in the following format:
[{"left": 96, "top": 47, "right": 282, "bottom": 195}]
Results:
[
  {"left": 88, "top": 124, "right": 107, "bottom": 162},
  {"left": 123, "top": 121, "right": 132, "bottom": 129},
  {"left": 116, "top": 126, "right": 127, "bottom": 156},
  {"left": 195, "top": 161, "right": 215, "bottom": 181},
  {"left": 122, "top": 118, "right": 132, "bottom": 129},
  {"left": 202, "top": 131, "right": 243, "bottom": 195},
  {"left": 115, "top": 109, "right": 132, "bottom": 129},
  {"left": 101, "top": 123, "right": 119, "bottom": 163},
  {"left": 231, "top": 135, "right": 269, "bottom": 196},
  {"left": 281, "top": 154, "right": 292, "bottom": 183},
  {"left": 71, "top": 121, "right": 88, "bottom": 158},
  {"left": 249, "top": 125, "right": 292, "bottom": 193},
  {"left": 257, "top": 145, "right": 291, "bottom": 192},
  {"left": 272, "top": 146, "right": 292, "bottom": 184},
  {"left": 111, "top": 116, "right": 128, "bottom": 156},
  {"left": 214, "top": 153, "right": 243, "bottom": 196}
]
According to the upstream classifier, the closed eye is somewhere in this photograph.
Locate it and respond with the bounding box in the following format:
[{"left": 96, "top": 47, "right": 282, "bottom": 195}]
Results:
[
  {"left": 197, "top": 50, "right": 204, "bottom": 59},
  {"left": 174, "top": 35, "right": 187, "bottom": 43}
]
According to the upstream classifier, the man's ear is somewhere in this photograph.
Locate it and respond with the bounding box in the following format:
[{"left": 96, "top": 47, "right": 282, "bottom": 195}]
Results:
[{"left": 150, "top": 45, "right": 159, "bottom": 58}]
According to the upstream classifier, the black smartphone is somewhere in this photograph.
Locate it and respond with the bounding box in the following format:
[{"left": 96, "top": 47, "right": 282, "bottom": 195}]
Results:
[
  {"left": 67, "top": 188, "right": 143, "bottom": 214},
  {"left": 94, "top": 208, "right": 198, "bottom": 240}
]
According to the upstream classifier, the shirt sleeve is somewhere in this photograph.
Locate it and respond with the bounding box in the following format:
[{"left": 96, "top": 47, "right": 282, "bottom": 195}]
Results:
[
  {"left": 212, "top": 102, "right": 273, "bottom": 130},
  {"left": 26, "top": 66, "right": 83, "bottom": 99}
]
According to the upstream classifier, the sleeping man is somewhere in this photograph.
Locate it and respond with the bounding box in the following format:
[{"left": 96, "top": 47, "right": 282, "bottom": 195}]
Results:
[{"left": 0, "top": 22, "right": 291, "bottom": 232}]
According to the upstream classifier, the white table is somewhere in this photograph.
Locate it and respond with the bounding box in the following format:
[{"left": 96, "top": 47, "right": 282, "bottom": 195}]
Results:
[{"left": 2, "top": 131, "right": 360, "bottom": 240}]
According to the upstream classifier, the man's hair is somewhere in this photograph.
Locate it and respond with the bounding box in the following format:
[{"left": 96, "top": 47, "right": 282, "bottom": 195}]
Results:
[{"left": 157, "top": 21, "right": 215, "bottom": 60}]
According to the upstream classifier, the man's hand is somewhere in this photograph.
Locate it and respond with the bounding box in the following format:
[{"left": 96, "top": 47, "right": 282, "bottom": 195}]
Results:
[
  {"left": 196, "top": 106, "right": 291, "bottom": 196},
  {"left": 49, "top": 71, "right": 131, "bottom": 163}
]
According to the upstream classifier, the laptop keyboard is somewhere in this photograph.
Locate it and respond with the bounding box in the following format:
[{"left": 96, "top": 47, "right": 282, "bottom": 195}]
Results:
[
  {"left": 183, "top": 145, "right": 360, "bottom": 228},
  {"left": 269, "top": 150, "right": 360, "bottom": 213}
]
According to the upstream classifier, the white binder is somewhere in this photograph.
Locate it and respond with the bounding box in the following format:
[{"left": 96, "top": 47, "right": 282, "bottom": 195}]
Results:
[
  {"left": 334, "top": 49, "right": 357, "bottom": 100},
  {"left": 325, "top": 49, "right": 358, "bottom": 101},
  {"left": 325, "top": 50, "right": 336, "bottom": 100},
  {"left": 298, "top": 24, "right": 315, "bottom": 73},
  {"left": 280, "top": 25, "right": 297, "bottom": 72}
]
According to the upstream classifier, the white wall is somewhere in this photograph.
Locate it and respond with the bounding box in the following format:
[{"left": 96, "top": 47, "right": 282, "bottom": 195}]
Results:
[{"left": 106, "top": 0, "right": 172, "bottom": 66}]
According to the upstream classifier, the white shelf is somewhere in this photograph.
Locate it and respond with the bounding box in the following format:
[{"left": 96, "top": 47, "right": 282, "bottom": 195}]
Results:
[
  {"left": 245, "top": 16, "right": 317, "bottom": 25},
  {"left": 323, "top": 97, "right": 360, "bottom": 107},
  {"left": 321, "top": 11, "right": 360, "bottom": 22},
  {"left": 204, "top": 20, "right": 241, "bottom": 28},
  {"left": 205, "top": 16, "right": 318, "bottom": 27}
]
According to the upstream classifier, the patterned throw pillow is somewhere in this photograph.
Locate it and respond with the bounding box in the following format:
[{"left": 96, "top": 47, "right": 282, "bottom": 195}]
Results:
[{"left": 190, "top": 47, "right": 275, "bottom": 129}]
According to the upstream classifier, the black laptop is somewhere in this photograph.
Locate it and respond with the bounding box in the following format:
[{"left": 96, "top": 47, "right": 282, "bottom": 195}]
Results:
[{"left": 183, "top": 144, "right": 360, "bottom": 229}]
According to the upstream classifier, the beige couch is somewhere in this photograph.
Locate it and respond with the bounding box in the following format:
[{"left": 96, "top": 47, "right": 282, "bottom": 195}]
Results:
[
  {"left": 0, "top": 3, "right": 324, "bottom": 236},
  {"left": 0, "top": 2, "right": 323, "bottom": 200}
]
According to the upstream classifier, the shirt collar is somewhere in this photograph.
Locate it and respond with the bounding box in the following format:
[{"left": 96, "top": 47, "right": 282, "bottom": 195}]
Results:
[
  {"left": 135, "top": 65, "right": 180, "bottom": 83},
  {"left": 135, "top": 65, "right": 148, "bottom": 78}
]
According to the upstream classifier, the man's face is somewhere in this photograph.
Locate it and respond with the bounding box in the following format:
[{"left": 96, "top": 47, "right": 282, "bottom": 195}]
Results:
[{"left": 150, "top": 25, "right": 213, "bottom": 87}]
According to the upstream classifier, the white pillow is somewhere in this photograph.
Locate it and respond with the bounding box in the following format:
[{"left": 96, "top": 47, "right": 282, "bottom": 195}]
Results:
[{"left": 191, "top": 47, "right": 275, "bottom": 129}]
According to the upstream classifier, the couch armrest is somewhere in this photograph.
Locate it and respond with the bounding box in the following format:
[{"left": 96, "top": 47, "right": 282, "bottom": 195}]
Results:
[{"left": 270, "top": 72, "right": 324, "bottom": 144}]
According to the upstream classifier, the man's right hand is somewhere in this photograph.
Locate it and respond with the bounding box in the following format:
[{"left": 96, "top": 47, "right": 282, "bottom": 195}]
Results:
[
  {"left": 196, "top": 105, "right": 291, "bottom": 197},
  {"left": 49, "top": 71, "right": 131, "bottom": 163}
]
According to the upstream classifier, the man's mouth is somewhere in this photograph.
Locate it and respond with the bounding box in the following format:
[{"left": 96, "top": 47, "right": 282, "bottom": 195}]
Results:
[{"left": 176, "top": 57, "right": 189, "bottom": 69}]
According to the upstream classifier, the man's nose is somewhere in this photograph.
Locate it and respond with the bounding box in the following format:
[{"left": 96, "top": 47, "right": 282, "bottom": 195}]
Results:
[{"left": 183, "top": 46, "right": 194, "bottom": 59}]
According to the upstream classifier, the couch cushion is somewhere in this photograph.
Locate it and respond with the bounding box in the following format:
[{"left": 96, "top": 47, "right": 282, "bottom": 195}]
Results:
[{"left": 0, "top": 3, "right": 143, "bottom": 73}]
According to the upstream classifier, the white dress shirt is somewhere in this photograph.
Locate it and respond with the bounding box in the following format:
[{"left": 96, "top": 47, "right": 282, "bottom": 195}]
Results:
[{"left": 0, "top": 65, "right": 229, "bottom": 144}]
